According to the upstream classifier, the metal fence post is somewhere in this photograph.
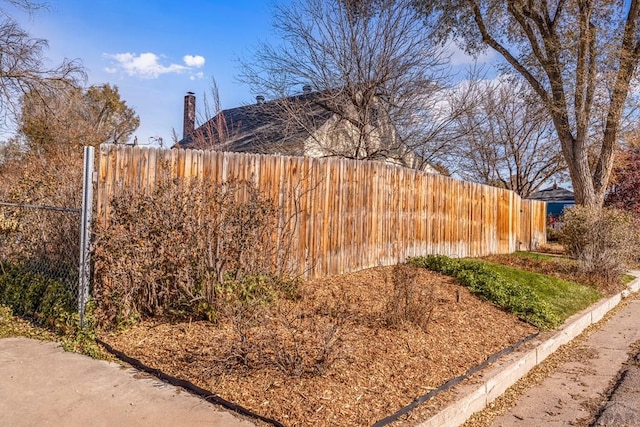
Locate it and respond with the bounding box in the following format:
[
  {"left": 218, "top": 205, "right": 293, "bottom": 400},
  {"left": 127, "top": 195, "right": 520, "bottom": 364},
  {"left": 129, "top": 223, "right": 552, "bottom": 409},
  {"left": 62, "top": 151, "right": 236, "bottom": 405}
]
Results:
[{"left": 79, "top": 146, "right": 94, "bottom": 328}]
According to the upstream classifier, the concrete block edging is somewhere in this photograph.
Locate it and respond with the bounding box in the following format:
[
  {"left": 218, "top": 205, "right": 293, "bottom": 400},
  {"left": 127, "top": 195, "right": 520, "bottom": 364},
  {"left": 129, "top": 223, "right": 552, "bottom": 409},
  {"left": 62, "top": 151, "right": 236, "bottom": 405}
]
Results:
[{"left": 416, "top": 273, "right": 640, "bottom": 427}]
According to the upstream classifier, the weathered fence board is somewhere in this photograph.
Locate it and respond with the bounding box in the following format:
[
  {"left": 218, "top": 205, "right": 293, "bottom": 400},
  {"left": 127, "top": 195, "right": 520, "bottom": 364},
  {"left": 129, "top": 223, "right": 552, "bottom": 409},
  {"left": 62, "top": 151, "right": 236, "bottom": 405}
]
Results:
[{"left": 96, "top": 145, "right": 547, "bottom": 279}]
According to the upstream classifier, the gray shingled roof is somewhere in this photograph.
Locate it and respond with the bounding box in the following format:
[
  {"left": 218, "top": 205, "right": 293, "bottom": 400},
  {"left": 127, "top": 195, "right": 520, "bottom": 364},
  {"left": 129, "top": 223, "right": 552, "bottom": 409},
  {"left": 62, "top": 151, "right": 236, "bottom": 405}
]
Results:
[
  {"left": 178, "top": 91, "right": 333, "bottom": 153},
  {"left": 530, "top": 185, "right": 575, "bottom": 202}
]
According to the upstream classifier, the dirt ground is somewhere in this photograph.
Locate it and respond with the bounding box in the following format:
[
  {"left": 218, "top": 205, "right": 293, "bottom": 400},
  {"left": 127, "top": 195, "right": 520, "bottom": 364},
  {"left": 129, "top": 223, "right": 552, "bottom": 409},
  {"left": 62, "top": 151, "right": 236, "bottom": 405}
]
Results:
[{"left": 100, "top": 266, "right": 537, "bottom": 427}]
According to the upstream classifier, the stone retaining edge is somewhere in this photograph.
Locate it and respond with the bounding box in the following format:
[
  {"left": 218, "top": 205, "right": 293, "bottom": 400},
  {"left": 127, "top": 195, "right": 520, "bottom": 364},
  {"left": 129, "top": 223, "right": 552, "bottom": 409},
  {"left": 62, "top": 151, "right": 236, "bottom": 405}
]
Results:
[{"left": 416, "top": 271, "right": 640, "bottom": 427}]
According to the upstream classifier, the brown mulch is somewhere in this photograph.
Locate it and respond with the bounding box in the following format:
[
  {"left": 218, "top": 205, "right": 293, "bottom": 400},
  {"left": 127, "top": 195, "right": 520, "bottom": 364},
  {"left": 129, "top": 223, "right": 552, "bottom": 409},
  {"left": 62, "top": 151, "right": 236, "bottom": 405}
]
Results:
[
  {"left": 99, "top": 266, "right": 537, "bottom": 427},
  {"left": 535, "top": 243, "right": 566, "bottom": 255}
]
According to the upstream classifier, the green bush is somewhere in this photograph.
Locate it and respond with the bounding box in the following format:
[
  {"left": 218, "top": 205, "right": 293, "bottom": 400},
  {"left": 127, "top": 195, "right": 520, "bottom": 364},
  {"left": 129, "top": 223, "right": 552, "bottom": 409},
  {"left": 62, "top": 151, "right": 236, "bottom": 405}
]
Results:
[
  {"left": 560, "top": 206, "right": 639, "bottom": 287},
  {"left": 409, "top": 255, "right": 559, "bottom": 329},
  {"left": 0, "top": 264, "right": 75, "bottom": 328}
]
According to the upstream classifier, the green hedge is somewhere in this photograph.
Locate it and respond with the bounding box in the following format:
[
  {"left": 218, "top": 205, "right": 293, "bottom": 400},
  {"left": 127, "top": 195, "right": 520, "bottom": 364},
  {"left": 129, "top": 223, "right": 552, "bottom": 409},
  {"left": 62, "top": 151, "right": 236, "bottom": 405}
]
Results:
[
  {"left": 0, "top": 265, "right": 75, "bottom": 327},
  {"left": 408, "top": 255, "right": 560, "bottom": 329}
]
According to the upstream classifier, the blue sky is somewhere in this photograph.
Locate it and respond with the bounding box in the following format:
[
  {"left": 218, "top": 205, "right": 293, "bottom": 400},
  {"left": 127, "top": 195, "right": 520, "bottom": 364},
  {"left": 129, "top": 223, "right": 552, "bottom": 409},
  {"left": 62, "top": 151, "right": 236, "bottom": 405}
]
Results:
[
  {"left": 8, "top": 0, "right": 496, "bottom": 146},
  {"left": 11, "top": 0, "right": 277, "bottom": 145}
]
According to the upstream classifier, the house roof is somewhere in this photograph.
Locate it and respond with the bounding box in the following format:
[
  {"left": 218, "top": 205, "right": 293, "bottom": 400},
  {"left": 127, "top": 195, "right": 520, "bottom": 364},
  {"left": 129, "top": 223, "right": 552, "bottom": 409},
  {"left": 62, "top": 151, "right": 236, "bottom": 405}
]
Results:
[
  {"left": 529, "top": 185, "right": 575, "bottom": 203},
  {"left": 177, "top": 91, "right": 334, "bottom": 153}
]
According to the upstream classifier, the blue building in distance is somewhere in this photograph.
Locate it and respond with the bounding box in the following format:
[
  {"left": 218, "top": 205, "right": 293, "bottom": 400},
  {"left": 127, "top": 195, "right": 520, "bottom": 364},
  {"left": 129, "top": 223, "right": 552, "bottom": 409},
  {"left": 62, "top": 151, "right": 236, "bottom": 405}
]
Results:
[{"left": 530, "top": 184, "right": 575, "bottom": 221}]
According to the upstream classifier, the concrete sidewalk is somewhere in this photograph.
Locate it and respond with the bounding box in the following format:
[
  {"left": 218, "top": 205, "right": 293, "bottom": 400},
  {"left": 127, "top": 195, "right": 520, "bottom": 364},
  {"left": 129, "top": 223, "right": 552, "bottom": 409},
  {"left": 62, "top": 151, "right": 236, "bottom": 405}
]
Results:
[
  {"left": 0, "top": 337, "right": 254, "bottom": 427},
  {"left": 594, "top": 348, "right": 640, "bottom": 427},
  {"left": 492, "top": 297, "right": 640, "bottom": 426}
]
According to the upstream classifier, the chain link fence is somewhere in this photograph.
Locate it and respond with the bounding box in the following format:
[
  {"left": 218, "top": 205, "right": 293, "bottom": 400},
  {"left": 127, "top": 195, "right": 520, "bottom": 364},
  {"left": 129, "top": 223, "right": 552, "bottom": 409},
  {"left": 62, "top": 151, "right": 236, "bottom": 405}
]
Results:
[
  {"left": 0, "top": 146, "right": 94, "bottom": 326},
  {"left": 0, "top": 202, "right": 81, "bottom": 298}
]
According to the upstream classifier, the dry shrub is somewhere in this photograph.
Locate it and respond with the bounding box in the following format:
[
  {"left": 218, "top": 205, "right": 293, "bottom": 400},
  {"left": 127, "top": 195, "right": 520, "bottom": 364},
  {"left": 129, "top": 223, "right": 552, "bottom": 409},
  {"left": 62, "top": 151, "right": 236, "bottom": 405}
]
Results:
[
  {"left": 263, "top": 307, "right": 343, "bottom": 377},
  {"left": 560, "top": 205, "right": 639, "bottom": 288},
  {"left": 215, "top": 303, "right": 266, "bottom": 371},
  {"left": 0, "top": 146, "right": 85, "bottom": 332},
  {"left": 0, "top": 207, "right": 79, "bottom": 282},
  {"left": 92, "top": 177, "right": 298, "bottom": 327},
  {"left": 384, "top": 263, "right": 436, "bottom": 332},
  {"left": 214, "top": 303, "right": 344, "bottom": 378},
  {"left": 0, "top": 147, "right": 83, "bottom": 290}
]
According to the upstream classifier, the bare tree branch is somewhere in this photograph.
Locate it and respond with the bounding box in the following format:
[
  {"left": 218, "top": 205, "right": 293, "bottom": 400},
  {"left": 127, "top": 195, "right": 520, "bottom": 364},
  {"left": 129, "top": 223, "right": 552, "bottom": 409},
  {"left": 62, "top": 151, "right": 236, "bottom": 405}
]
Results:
[
  {"left": 239, "top": 0, "right": 452, "bottom": 167},
  {"left": 448, "top": 77, "right": 566, "bottom": 197},
  {"left": 0, "top": 15, "right": 85, "bottom": 128},
  {"left": 416, "top": 0, "right": 640, "bottom": 206}
]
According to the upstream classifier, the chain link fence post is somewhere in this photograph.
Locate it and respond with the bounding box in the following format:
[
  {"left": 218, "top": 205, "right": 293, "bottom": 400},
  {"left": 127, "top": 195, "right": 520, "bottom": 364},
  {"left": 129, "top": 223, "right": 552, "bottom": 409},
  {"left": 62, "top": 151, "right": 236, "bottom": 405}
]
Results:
[{"left": 78, "top": 146, "right": 94, "bottom": 328}]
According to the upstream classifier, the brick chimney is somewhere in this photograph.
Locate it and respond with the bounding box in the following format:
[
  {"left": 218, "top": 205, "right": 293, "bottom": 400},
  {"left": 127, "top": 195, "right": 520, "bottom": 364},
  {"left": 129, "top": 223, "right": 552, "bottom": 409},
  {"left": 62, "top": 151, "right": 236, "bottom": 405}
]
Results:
[{"left": 183, "top": 91, "right": 195, "bottom": 140}]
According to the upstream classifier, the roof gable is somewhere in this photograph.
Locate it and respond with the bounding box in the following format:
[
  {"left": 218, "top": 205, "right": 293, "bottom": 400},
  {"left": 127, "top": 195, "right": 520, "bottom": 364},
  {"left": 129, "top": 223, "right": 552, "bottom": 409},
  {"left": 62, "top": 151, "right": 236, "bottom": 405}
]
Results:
[
  {"left": 179, "top": 91, "right": 333, "bottom": 153},
  {"left": 530, "top": 185, "right": 575, "bottom": 202}
]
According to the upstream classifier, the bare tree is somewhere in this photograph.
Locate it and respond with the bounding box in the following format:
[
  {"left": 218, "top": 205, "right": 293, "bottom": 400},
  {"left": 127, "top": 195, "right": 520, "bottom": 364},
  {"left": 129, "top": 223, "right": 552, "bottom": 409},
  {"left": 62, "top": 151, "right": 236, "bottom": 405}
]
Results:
[
  {"left": 407, "top": 65, "right": 490, "bottom": 172},
  {"left": 0, "top": 1, "right": 85, "bottom": 127},
  {"left": 415, "top": 0, "right": 640, "bottom": 207},
  {"left": 0, "top": 0, "right": 45, "bottom": 15},
  {"left": 449, "top": 77, "right": 566, "bottom": 197},
  {"left": 239, "top": 0, "right": 452, "bottom": 165}
]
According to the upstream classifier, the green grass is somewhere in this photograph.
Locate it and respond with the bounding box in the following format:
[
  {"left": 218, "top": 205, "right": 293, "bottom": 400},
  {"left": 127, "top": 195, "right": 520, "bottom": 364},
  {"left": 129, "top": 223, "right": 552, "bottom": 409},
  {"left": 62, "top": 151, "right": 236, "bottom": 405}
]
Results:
[
  {"left": 483, "top": 261, "right": 601, "bottom": 321},
  {"left": 409, "top": 255, "right": 602, "bottom": 330},
  {"left": 0, "top": 304, "right": 110, "bottom": 359},
  {"left": 623, "top": 274, "right": 637, "bottom": 285},
  {"left": 0, "top": 305, "right": 56, "bottom": 340}
]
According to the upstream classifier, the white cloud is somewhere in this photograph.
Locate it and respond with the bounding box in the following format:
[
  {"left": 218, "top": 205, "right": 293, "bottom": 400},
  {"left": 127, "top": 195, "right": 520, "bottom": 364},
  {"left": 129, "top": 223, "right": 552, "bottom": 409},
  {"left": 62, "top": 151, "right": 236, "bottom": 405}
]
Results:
[
  {"left": 103, "top": 52, "right": 207, "bottom": 79},
  {"left": 446, "top": 42, "right": 496, "bottom": 66},
  {"left": 189, "top": 72, "right": 204, "bottom": 81},
  {"left": 183, "top": 55, "right": 205, "bottom": 68}
]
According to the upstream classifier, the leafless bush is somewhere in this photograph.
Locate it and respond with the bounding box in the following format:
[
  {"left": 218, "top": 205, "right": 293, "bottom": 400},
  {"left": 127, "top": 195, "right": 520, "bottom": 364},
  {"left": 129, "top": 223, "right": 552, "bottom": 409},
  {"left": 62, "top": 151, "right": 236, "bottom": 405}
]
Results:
[
  {"left": 212, "top": 303, "right": 343, "bottom": 378},
  {"left": 0, "top": 206, "right": 79, "bottom": 282},
  {"left": 92, "top": 176, "right": 299, "bottom": 327},
  {"left": 263, "top": 306, "right": 343, "bottom": 377},
  {"left": 560, "top": 206, "right": 640, "bottom": 288},
  {"left": 384, "top": 263, "right": 436, "bottom": 332},
  {"left": 0, "top": 147, "right": 83, "bottom": 288},
  {"left": 217, "top": 303, "right": 268, "bottom": 371}
]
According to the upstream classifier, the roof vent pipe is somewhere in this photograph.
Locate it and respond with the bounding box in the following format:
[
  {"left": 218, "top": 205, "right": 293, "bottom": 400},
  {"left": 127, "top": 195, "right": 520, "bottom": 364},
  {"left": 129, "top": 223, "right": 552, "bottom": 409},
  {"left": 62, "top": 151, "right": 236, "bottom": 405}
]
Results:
[{"left": 256, "top": 95, "right": 265, "bottom": 104}]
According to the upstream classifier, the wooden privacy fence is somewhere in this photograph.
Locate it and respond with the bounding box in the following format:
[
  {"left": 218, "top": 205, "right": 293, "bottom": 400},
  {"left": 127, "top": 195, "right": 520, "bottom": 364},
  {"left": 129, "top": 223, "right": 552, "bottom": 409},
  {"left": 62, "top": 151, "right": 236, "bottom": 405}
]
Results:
[{"left": 96, "top": 144, "right": 546, "bottom": 279}]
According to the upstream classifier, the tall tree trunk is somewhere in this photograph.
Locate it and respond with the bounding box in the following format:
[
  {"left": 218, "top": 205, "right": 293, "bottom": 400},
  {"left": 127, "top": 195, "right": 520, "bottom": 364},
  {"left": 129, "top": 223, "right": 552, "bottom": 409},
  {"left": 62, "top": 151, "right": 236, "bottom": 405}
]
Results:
[{"left": 562, "top": 134, "right": 602, "bottom": 207}]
